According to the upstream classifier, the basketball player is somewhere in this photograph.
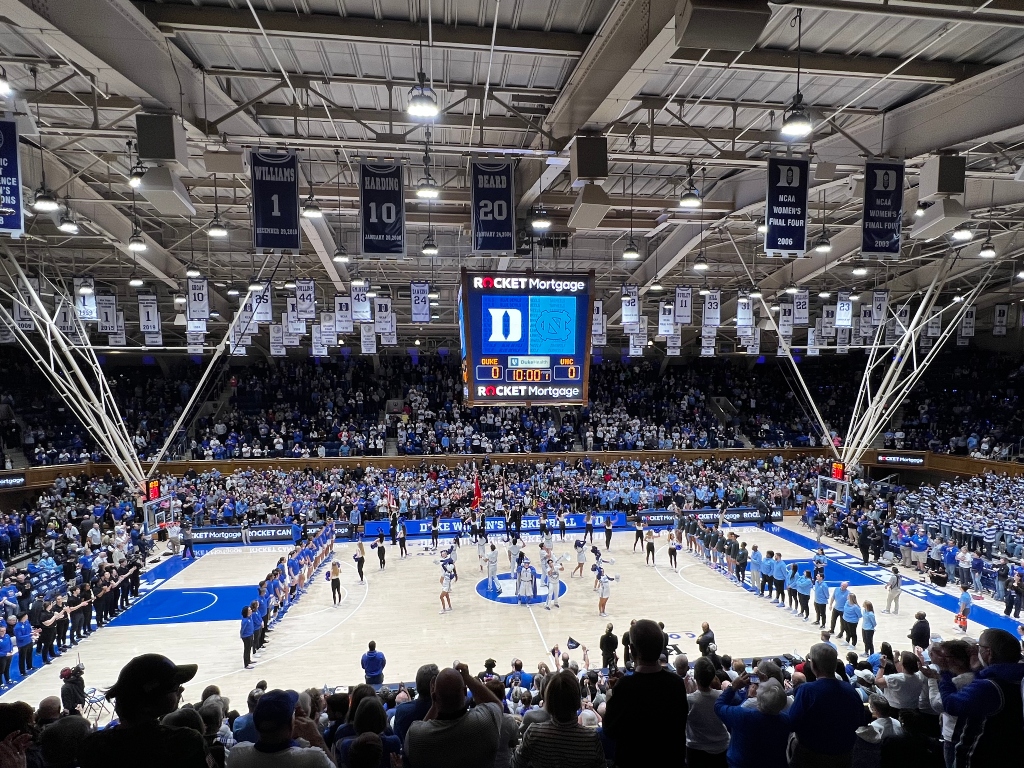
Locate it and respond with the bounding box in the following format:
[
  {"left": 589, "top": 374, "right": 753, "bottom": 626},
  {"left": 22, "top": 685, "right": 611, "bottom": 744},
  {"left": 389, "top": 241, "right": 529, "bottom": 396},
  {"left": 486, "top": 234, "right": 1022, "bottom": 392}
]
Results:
[
  {"left": 485, "top": 544, "right": 500, "bottom": 592},
  {"left": 544, "top": 558, "right": 563, "bottom": 610},
  {"left": 439, "top": 562, "right": 454, "bottom": 614}
]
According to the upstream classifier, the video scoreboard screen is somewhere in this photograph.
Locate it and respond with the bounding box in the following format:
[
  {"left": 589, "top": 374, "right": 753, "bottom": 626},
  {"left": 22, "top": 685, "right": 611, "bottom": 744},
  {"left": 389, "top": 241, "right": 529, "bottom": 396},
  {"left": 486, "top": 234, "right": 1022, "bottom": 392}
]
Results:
[{"left": 459, "top": 269, "right": 595, "bottom": 406}]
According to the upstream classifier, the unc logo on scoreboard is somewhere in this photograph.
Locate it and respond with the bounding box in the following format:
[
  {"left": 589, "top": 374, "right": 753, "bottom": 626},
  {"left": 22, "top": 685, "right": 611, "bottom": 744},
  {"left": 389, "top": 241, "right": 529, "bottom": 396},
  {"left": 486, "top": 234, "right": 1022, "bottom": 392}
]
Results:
[{"left": 480, "top": 295, "right": 529, "bottom": 355}]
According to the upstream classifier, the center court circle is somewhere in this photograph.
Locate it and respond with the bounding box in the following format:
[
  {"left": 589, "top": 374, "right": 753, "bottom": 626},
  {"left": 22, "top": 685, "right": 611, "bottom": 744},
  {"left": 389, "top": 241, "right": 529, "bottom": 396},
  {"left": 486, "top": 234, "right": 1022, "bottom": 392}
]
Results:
[{"left": 475, "top": 573, "right": 567, "bottom": 605}]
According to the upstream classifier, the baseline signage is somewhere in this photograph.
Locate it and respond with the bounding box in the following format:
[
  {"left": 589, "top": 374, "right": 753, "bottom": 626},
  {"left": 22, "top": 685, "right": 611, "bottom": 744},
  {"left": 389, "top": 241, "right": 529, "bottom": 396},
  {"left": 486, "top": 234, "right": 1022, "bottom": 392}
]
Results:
[
  {"left": 470, "top": 161, "right": 515, "bottom": 253},
  {"left": 459, "top": 270, "right": 595, "bottom": 406},
  {"left": 360, "top": 164, "right": 405, "bottom": 256},
  {"left": 189, "top": 522, "right": 351, "bottom": 544},
  {"left": 364, "top": 513, "right": 625, "bottom": 538},
  {"left": 251, "top": 151, "right": 301, "bottom": 251},
  {"left": 861, "top": 159, "right": 904, "bottom": 258},
  {"left": 874, "top": 453, "right": 926, "bottom": 466},
  {"left": 765, "top": 156, "right": 809, "bottom": 257},
  {"left": 640, "top": 507, "right": 782, "bottom": 525},
  {"left": 0, "top": 473, "right": 25, "bottom": 489},
  {"left": 0, "top": 120, "right": 24, "bottom": 238}
]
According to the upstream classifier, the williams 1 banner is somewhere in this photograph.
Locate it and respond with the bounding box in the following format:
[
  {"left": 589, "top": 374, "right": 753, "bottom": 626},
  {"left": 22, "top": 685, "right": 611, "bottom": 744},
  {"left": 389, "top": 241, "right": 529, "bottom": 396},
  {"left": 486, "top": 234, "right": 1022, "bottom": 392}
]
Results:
[{"left": 251, "top": 150, "right": 300, "bottom": 251}]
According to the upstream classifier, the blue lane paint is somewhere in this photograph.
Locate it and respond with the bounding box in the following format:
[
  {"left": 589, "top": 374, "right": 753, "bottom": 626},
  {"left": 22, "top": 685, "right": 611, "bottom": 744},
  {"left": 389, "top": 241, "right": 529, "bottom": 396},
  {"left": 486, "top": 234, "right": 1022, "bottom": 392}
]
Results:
[
  {"left": 109, "top": 585, "right": 260, "bottom": 626},
  {"left": 475, "top": 574, "right": 567, "bottom": 605},
  {"left": 763, "top": 524, "right": 1020, "bottom": 634}
]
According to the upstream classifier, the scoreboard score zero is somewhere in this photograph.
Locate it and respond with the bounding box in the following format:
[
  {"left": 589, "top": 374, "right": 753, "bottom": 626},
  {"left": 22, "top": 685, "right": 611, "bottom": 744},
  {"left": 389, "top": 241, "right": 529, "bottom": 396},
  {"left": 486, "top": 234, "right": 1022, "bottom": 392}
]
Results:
[{"left": 460, "top": 269, "right": 595, "bottom": 406}]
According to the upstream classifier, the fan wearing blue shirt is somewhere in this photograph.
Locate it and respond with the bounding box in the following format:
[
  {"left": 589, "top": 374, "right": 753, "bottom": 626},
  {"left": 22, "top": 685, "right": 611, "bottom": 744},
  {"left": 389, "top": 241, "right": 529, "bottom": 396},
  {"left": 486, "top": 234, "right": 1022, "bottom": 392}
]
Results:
[
  {"left": 794, "top": 570, "right": 813, "bottom": 622},
  {"left": 828, "top": 581, "right": 851, "bottom": 636}
]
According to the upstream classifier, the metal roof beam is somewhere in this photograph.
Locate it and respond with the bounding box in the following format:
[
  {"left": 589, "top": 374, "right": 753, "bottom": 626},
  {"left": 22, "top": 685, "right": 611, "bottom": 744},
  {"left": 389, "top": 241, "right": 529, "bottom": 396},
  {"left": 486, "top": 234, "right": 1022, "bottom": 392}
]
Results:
[
  {"left": 667, "top": 47, "right": 989, "bottom": 83},
  {"left": 773, "top": 1, "right": 1024, "bottom": 28},
  {"left": 134, "top": 2, "right": 591, "bottom": 58}
]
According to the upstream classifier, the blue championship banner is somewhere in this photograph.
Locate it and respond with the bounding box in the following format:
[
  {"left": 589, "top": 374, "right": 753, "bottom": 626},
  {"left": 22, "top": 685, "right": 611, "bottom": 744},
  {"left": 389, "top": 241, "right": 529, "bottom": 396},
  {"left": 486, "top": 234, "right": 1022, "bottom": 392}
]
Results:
[
  {"left": 360, "top": 164, "right": 405, "bottom": 256},
  {"left": 0, "top": 120, "right": 24, "bottom": 238},
  {"left": 861, "top": 159, "right": 904, "bottom": 258},
  {"left": 764, "top": 156, "right": 809, "bottom": 257},
  {"left": 251, "top": 151, "right": 300, "bottom": 250},
  {"left": 470, "top": 161, "right": 515, "bottom": 252}
]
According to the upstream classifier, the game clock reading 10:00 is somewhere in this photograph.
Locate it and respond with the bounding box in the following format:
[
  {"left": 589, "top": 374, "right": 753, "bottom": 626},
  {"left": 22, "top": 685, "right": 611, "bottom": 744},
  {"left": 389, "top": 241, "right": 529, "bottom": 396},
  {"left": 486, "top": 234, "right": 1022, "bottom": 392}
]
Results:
[{"left": 460, "top": 270, "right": 594, "bottom": 406}]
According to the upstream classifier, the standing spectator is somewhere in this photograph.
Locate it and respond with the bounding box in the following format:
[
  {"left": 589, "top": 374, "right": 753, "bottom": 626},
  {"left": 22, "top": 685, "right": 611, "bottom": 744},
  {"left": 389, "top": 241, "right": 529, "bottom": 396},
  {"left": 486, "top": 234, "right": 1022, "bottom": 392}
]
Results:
[
  {"left": 925, "top": 628, "right": 1024, "bottom": 768},
  {"left": 509, "top": 670, "right": 604, "bottom": 768},
  {"left": 874, "top": 651, "right": 923, "bottom": 716},
  {"left": 603, "top": 619, "right": 688, "bottom": 768},
  {"left": 404, "top": 662, "right": 504, "bottom": 768},
  {"left": 226, "top": 689, "right": 333, "bottom": 768},
  {"left": 78, "top": 654, "right": 209, "bottom": 768},
  {"left": 599, "top": 623, "right": 618, "bottom": 670},
  {"left": 713, "top": 674, "right": 790, "bottom": 768},
  {"left": 696, "top": 622, "right": 715, "bottom": 657},
  {"left": 909, "top": 612, "right": 931, "bottom": 650},
  {"left": 683, "top": 657, "right": 730, "bottom": 768},
  {"left": 231, "top": 689, "right": 264, "bottom": 745},
  {"left": 787, "top": 642, "right": 865, "bottom": 767},
  {"left": 393, "top": 664, "right": 438, "bottom": 746},
  {"left": 920, "top": 640, "right": 974, "bottom": 768},
  {"left": 361, "top": 641, "right": 386, "bottom": 685}
]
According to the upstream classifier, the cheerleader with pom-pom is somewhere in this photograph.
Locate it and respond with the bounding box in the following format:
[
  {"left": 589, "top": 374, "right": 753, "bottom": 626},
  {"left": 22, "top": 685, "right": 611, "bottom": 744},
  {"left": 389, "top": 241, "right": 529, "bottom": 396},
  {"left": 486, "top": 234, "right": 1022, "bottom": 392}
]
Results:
[
  {"left": 667, "top": 530, "right": 680, "bottom": 571},
  {"left": 571, "top": 539, "right": 587, "bottom": 578},
  {"left": 354, "top": 538, "right": 366, "bottom": 584},
  {"left": 438, "top": 559, "right": 455, "bottom": 613},
  {"left": 595, "top": 566, "right": 615, "bottom": 617}
]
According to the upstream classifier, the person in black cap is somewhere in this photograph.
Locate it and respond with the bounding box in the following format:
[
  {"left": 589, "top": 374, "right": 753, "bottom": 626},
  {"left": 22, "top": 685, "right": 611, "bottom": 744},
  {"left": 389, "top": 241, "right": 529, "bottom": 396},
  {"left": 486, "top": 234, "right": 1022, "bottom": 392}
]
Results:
[
  {"left": 225, "top": 689, "right": 333, "bottom": 767},
  {"left": 78, "top": 653, "right": 209, "bottom": 768}
]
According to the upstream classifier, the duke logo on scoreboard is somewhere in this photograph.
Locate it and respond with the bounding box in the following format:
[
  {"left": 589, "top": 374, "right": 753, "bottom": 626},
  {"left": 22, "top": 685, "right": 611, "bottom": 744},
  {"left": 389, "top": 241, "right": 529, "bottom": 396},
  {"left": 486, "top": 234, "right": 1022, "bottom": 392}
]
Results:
[{"left": 481, "top": 295, "right": 528, "bottom": 355}]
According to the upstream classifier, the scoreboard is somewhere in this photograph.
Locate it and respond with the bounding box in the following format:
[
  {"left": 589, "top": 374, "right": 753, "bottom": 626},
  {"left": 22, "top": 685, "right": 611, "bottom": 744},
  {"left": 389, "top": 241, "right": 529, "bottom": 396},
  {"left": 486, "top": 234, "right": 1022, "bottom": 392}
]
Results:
[{"left": 459, "top": 269, "right": 595, "bottom": 406}]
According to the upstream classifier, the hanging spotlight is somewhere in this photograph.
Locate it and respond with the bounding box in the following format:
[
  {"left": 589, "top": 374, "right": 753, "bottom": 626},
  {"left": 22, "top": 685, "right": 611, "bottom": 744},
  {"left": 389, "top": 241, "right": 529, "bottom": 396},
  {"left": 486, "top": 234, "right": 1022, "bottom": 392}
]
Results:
[
  {"left": 978, "top": 239, "right": 996, "bottom": 258},
  {"left": 185, "top": 264, "right": 202, "bottom": 279},
  {"left": 785, "top": 283, "right": 799, "bottom": 295},
  {"left": 173, "top": 294, "right": 187, "bottom": 307},
  {"left": 248, "top": 276, "right": 263, "bottom": 292},
  {"left": 408, "top": 72, "right": 439, "bottom": 119},
  {"left": 366, "top": 290, "right": 378, "bottom": 299},
  {"left": 284, "top": 277, "right": 297, "bottom": 290},
  {"left": 128, "top": 226, "right": 147, "bottom": 252},
  {"left": 698, "top": 283, "right": 711, "bottom": 297},
  {"left": 749, "top": 286, "right": 763, "bottom": 299},
  {"left": 421, "top": 235, "right": 439, "bottom": 256},
  {"left": 813, "top": 233, "right": 832, "bottom": 253},
  {"left": 77, "top": 281, "right": 94, "bottom": 296},
  {"left": 333, "top": 245, "right": 349, "bottom": 264},
  {"left": 0, "top": 68, "right": 10, "bottom": 97},
  {"left": 208, "top": 216, "right": 228, "bottom": 238},
  {"left": 427, "top": 288, "right": 440, "bottom": 300},
  {"left": 679, "top": 184, "right": 702, "bottom": 209},
  {"left": 530, "top": 209, "right": 552, "bottom": 231},
  {"left": 58, "top": 212, "right": 79, "bottom": 235},
  {"left": 781, "top": 97, "right": 813, "bottom": 139},
  {"left": 227, "top": 286, "right": 240, "bottom": 297},
  {"left": 622, "top": 240, "right": 640, "bottom": 260},
  {"left": 416, "top": 176, "right": 440, "bottom": 199},
  {"left": 756, "top": 218, "right": 768, "bottom": 234},
  {"left": 818, "top": 289, "right": 831, "bottom": 298},
  {"left": 693, "top": 252, "right": 709, "bottom": 272},
  {"left": 32, "top": 187, "right": 58, "bottom": 212},
  {"left": 301, "top": 195, "right": 323, "bottom": 219},
  {"left": 852, "top": 266, "right": 868, "bottom": 276},
  {"left": 951, "top": 224, "right": 974, "bottom": 242},
  {"left": 128, "top": 163, "right": 146, "bottom": 189},
  {"left": 129, "top": 274, "right": 144, "bottom": 288},
  {"left": 649, "top": 278, "right": 664, "bottom": 291}
]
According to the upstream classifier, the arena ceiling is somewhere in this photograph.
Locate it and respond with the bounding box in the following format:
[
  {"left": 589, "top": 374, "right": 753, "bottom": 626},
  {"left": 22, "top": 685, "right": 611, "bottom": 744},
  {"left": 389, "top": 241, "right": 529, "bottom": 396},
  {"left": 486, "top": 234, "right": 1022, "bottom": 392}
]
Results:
[{"left": 3, "top": 0, "right": 1024, "bottom": 351}]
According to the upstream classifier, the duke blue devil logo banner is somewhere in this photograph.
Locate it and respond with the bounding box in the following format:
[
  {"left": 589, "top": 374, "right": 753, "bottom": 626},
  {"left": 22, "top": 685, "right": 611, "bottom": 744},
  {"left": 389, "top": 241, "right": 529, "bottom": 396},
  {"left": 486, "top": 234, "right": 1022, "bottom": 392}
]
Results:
[
  {"left": 360, "top": 164, "right": 405, "bottom": 256},
  {"left": 764, "top": 156, "right": 809, "bottom": 257},
  {"left": 470, "top": 162, "right": 515, "bottom": 253},
  {"left": 862, "top": 159, "right": 904, "bottom": 258},
  {"left": 251, "top": 151, "right": 300, "bottom": 251}
]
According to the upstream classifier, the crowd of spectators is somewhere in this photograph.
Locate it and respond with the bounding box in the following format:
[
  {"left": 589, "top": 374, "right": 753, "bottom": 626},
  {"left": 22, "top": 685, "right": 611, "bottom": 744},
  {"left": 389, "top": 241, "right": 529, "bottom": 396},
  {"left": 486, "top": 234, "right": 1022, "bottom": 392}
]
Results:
[{"left": 1, "top": 616, "right": 1020, "bottom": 768}]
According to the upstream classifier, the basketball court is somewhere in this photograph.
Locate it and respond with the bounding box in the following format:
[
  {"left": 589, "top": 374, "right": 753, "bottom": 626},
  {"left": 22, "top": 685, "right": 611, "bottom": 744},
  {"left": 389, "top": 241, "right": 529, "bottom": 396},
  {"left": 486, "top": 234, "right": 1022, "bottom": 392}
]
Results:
[{"left": 1, "top": 520, "right": 1013, "bottom": 719}]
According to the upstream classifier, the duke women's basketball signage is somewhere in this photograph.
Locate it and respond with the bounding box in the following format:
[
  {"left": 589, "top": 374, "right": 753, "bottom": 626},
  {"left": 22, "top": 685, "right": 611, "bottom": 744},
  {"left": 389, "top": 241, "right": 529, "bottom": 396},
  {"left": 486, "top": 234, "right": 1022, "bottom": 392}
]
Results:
[
  {"left": 360, "top": 164, "right": 405, "bottom": 256},
  {"left": 470, "top": 161, "right": 515, "bottom": 253},
  {"left": 251, "top": 151, "right": 301, "bottom": 251},
  {"left": 861, "top": 159, "right": 904, "bottom": 258},
  {"left": 764, "top": 156, "right": 809, "bottom": 257}
]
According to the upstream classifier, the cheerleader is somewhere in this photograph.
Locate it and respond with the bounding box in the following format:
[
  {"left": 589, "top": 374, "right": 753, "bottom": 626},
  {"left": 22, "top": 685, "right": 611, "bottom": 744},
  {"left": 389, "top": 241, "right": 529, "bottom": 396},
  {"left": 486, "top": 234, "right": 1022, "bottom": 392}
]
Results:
[
  {"left": 572, "top": 539, "right": 587, "bottom": 578},
  {"left": 557, "top": 511, "right": 567, "bottom": 541},
  {"left": 596, "top": 567, "right": 612, "bottom": 617},
  {"left": 354, "top": 539, "right": 366, "bottom": 584},
  {"left": 633, "top": 518, "right": 644, "bottom": 552},
  {"left": 389, "top": 510, "right": 399, "bottom": 546},
  {"left": 508, "top": 537, "right": 523, "bottom": 571},
  {"left": 430, "top": 514, "right": 440, "bottom": 550},
  {"left": 667, "top": 531, "right": 679, "bottom": 571},
  {"left": 397, "top": 522, "right": 408, "bottom": 559},
  {"left": 330, "top": 560, "right": 342, "bottom": 605},
  {"left": 585, "top": 511, "right": 594, "bottom": 544},
  {"left": 375, "top": 531, "right": 387, "bottom": 570},
  {"left": 447, "top": 544, "right": 459, "bottom": 582},
  {"left": 542, "top": 526, "right": 554, "bottom": 555},
  {"left": 439, "top": 561, "right": 454, "bottom": 613},
  {"left": 644, "top": 528, "right": 660, "bottom": 566},
  {"left": 515, "top": 558, "right": 536, "bottom": 605},
  {"left": 477, "top": 533, "right": 488, "bottom": 572},
  {"left": 544, "top": 558, "right": 563, "bottom": 610},
  {"left": 485, "top": 543, "right": 500, "bottom": 592},
  {"left": 604, "top": 515, "right": 613, "bottom": 550}
]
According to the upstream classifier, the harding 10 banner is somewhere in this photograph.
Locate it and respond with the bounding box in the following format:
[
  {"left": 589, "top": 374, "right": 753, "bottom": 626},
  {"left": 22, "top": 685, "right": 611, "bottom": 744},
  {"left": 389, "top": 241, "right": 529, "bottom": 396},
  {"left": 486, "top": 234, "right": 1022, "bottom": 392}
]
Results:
[
  {"left": 251, "top": 151, "right": 300, "bottom": 251},
  {"left": 360, "top": 164, "right": 405, "bottom": 256},
  {"left": 861, "top": 159, "right": 904, "bottom": 258},
  {"left": 765, "top": 156, "right": 809, "bottom": 257},
  {"left": 470, "top": 161, "right": 515, "bottom": 253}
]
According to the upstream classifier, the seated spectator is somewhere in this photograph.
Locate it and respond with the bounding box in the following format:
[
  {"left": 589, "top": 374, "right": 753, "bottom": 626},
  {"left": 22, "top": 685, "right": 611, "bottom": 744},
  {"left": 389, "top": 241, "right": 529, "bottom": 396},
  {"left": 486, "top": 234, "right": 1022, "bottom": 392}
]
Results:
[
  {"left": 603, "top": 619, "right": 688, "bottom": 768},
  {"left": 231, "top": 689, "right": 264, "bottom": 745},
  {"left": 510, "top": 669, "right": 604, "bottom": 768}
]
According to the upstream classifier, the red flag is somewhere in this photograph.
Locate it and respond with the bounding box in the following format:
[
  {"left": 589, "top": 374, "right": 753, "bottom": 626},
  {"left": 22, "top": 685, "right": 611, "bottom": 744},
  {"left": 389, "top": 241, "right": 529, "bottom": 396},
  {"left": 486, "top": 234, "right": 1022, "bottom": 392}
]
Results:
[{"left": 471, "top": 476, "right": 482, "bottom": 509}]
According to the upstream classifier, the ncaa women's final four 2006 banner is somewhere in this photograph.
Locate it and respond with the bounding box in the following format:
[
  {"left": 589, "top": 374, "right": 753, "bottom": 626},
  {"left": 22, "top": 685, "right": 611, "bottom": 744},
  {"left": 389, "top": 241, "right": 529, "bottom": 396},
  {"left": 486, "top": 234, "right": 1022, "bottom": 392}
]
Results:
[
  {"left": 470, "top": 161, "right": 515, "bottom": 253},
  {"left": 251, "top": 151, "right": 301, "bottom": 251},
  {"left": 360, "top": 164, "right": 406, "bottom": 256}
]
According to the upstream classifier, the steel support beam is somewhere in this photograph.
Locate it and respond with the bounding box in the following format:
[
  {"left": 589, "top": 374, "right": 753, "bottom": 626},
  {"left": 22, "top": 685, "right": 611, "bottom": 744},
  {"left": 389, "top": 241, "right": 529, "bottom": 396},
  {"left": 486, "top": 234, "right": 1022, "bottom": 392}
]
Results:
[
  {"left": 134, "top": 2, "right": 591, "bottom": 57},
  {"left": 774, "top": 1, "right": 1024, "bottom": 28}
]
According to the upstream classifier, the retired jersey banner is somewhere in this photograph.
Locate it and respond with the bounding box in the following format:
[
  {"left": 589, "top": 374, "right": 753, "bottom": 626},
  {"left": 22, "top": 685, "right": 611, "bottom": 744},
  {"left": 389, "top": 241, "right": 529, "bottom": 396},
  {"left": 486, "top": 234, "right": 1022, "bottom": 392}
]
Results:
[
  {"left": 335, "top": 295, "right": 353, "bottom": 333},
  {"left": 765, "top": 155, "right": 809, "bottom": 257},
  {"left": 470, "top": 161, "right": 515, "bottom": 253},
  {"left": 861, "top": 306, "right": 874, "bottom": 337},
  {"left": 703, "top": 290, "right": 721, "bottom": 327},
  {"left": 294, "top": 279, "right": 316, "bottom": 320},
  {"left": 926, "top": 308, "right": 942, "bottom": 338},
  {"left": 793, "top": 289, "right": 809, "bottom": 326},
  {"left": 186, "top": 277, "right": 210, "bottom": 321},
  {"left": 96, "top": 295, "right": 117, "bottom": 333},
  {"left": 960, "top": 305, "right": 976, "bottom": 337},
  {"left": 55, "top": 302, "right": 75, "bottom": 333},
  {"left": 73, "top": 278, "right": 97, "bottom": 320},
  {"left": 736, "top": 294, "right": 753, "bottom": 328},
  {"left": 410, "top": 281, "right": 431, "bottom": 324},
  {"left": 872, "top": 290, "right": 889, "bottom": 326},
  {"left": 138, "top": 295, "right": 160, "bottom": 333},
  {"left": 778, "top": 303, "right": 794, "bottom": 337},
  {"left": 674, "top": 286, "right": 692, "bottom": 326},
  {"left": 0, "top": 120, "right": 24, "bottom": 239},
  {"left": 836, "top": 290, "right": 853, "bottom": 328},
  {"left": 360, "top": 164, "right": 405, "bottom": 256},
  {"left": 14, "top": 277, "right": 38, "bottom": 331},
  {"left": 352, "top": 285, "right": 371, "bottom": 322},
  {"left": 360, "top": 323, "right": 377, "bottom": 354},
  {"left": 251, "top": 283, "right": 273, "bottom": 323},
  {"left": 862, "top": 159, "right": 904, "bottom": 258},
  {"left": 251, "top": 150, "right": 300, "bottom": 251},
  {"left": 621, "top": 284, "right": 639, "bottom": 329}
]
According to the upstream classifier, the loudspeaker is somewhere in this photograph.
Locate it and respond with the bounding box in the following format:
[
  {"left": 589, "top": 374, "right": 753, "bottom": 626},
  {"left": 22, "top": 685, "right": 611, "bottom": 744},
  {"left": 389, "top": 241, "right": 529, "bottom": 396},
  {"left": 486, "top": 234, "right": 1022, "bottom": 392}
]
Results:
[
  {"left": 570, "top": 136, "right": 608, "bottom": 184},
  {"left": 203, "top": 150, "right": 248, "bottom": 175},
  {"left": 909, "top": 197, "right": 969, "bottom": 241},
  {"left": 675, "top": 0, "right": 771, "bottom": 51},
  {"left": 140, "top": 166, "right": 196, "bottom": 217},
  {"left": 568, "top": 184, "right": 612, "bottom": 230},
  {"left": 136, "top": 114, "right": 190, "bottom": 171},
  {"left": 918, "top": 155, "right": 966, "bottom": 200}
]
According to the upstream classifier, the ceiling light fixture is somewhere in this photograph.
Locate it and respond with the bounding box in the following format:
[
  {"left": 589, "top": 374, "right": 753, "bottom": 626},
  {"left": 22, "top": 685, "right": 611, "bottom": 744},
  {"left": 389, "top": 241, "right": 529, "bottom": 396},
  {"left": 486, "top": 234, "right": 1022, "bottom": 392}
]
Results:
[
  {"left": 781, "top": 10, "right": 813, "bottom": 140},
  {"left": 852, "top": 266, "right": 868, "bottom": 276},
  {"left": 749, "top": 286, "right": 763, "bottom": 299},
  {"left": 849, "top": 293, "right": 860, "bottom": 301},
  {"left": 914, "top": 201, "right": 928, "bottom": 218},
  {"left": 818, "top": 289, "right": 831, "bottom": 298},
  {"left": 978, "top": 239, "right": 996, "bottom": 258},
  {"left": 693, "top": 252, "right": 709, "bottom": 272},
  {"left": 352, "top": 278, "right": 366, "bottom": 287},
  {"left": 530, "top": 209, "right": 552, "bottom": 231},
  {"left": 951, "top": 224, "right": 973, "bottom": 242},
  {"left": 301, "top": 194, "right": 323, "bottom": 219},
  {"left": 173, "top": 294, "right": 186, "bottom": 307},
  {"left": 77, "top": 282, "right": 94, "bottom": 296},
  {"left": 0, "top": 68, "right": 11, "bottom": 98},
  {"left": 185, "top": 264, "right": 202, "bottom": 279},
  {"left": 427, "top": 289, "right": 440, "bottom": 300},
  {"left": 408, "top": 72, "right": 439, "bottom": 119},
  {"left": 679, "top": 162, "right": 702, "bottom": 209},
  {"left": 128, "top": 226, "right": 147, "bottom": 252},
  {"left": 128, "top": 271, "right": 144, "bottom": 288},
  {"left": 756, "top": 218, "right": 768, "bottom": 234},
  {"left": 366, "top": 290, "right": 378, "bottom": 299},
  {"left": 622, "top": 241, "right": 640, "bottom": 259},
  {"left": 699, "top": 283, "right": 711, "bottom": 296},
  {"left": 284, "top": 277, "right": 297, "bottom": 290},
  {"left": 416, "top": 176, "right": 439, "bottom": 199},
  {"left": 58, "top": 211, "right": 79, "bottom": 235},
  {"left": 248, "top": 277, "right": 263, "bottom": 292},
  {"left": 785, "top": 283, "right": 799, "bottom": 295},
  {"left": 32, "top": 187, "right": 58, "bottom": 212},
  {"left": 227, "top": 286, "right": 240, "bottom": 297},
  {"left": 128, "top": 163, "right": 146, "bottom": 188},
  {"left": 813, "top": 233, "right": 831, "bottom": 253},
  {"left": 333, "top": 246, "right": 349, "bottom": 264},
  {"left": 208, "top": 216, "right": 228, "bottom": 238},
  {"left": 422, "top": 234, "right": 439, "bottom": 256}
]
